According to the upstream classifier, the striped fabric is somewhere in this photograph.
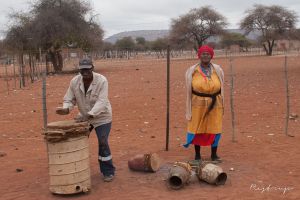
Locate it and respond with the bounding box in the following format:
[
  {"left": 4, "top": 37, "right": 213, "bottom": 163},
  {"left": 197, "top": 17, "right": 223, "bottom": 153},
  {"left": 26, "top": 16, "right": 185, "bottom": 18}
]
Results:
[
  {"left": 183, "top": 133, "right": 221, "bottom": 148},
  {"left": 98, "top": 155, "right": 112, "bottom": 161}
]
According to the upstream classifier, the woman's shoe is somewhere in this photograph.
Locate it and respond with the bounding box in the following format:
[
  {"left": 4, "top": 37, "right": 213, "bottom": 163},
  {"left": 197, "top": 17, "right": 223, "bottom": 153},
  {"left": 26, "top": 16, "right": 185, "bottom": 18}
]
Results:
[{"left": 211, "top": 146, "right": 222, "bottom": 163}]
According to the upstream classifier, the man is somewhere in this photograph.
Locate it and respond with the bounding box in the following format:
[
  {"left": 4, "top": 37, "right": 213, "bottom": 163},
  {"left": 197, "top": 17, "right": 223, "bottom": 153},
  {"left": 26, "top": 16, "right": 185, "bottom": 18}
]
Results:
[{"left": 56, "top": 58, "right": 115, "bottom": 182}]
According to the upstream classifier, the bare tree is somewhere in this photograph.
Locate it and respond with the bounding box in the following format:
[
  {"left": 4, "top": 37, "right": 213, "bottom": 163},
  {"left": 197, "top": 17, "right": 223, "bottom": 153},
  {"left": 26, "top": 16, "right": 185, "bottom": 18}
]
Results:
[
  {"left": 135, "top": 37, "right": 147, "bottom": 51},
  {"left": 0, "top": 40, "right": 4, "bottom": 57},
  {"left": 115, "top": 37, "right": 135, "bottom": 51},
  {"left": 289, "top": 29, "right": 300, "bottom": 40},
  {"left": 221, "top": 32, "right": 252, "bottom": 50},
  {"left": 5, "top": 0, "right": 104, "bottom": 72},
  {"left": 150, "top": 37, "right": 169, "bottom": 58},
  {"left": 4, "top": 12, "right": 33, "bottom": 52},
  {"left": 170, "top": 6, "right": 227, "bottom": 51},
  {"left": 115, "top": 37, "right": 135, "bottom": 58},
  {"left": 4, "top": 12, "right": 34, "bottom": 86},
  {"left": 240, "top": 4, "right": 298, "bottom": 56}
]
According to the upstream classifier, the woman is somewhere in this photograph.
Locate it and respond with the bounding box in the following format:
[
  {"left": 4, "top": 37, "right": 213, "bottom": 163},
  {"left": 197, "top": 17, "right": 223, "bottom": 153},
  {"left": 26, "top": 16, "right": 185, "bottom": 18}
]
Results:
[{"left": 184, "top": 45, "right": 224, "bottom": 162}]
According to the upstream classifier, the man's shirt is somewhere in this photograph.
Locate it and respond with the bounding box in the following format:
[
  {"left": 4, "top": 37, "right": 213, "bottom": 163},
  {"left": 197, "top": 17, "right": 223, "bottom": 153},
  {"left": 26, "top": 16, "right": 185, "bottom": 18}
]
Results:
[{"left": 63, "top": 72, "right": 112, "bottom": 127}]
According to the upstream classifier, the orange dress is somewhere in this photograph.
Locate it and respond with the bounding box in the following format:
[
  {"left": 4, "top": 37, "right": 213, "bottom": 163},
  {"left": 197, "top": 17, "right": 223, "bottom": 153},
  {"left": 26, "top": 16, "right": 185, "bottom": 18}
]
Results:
[{"left": 184, "top": 65, "right": 223, "bottom": 147}]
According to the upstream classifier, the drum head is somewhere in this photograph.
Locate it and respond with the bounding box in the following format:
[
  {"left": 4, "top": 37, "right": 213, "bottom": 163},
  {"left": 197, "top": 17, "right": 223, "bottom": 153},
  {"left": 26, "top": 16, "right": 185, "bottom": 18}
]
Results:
[
  {"left": 149, "top": 153, "right": 160, "bottom": 172},
  {"left": 47, "top": 120, "right": 88, "bottom": 130}
]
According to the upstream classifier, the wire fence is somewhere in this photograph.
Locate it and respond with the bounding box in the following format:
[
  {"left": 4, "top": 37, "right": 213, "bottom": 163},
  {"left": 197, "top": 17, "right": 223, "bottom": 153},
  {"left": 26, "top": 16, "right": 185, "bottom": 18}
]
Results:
[
  {"left": 1, "top": 48, "right": 300, "bottom": 95},
  {"left": 92, "top": 48, "right": 300, "bottom": 60},
  {"left": 0, "top": 53, "right": 80, "bottom": 95},
  {"left": 0, "top": 53, "right": 299, "bottom": 143}
]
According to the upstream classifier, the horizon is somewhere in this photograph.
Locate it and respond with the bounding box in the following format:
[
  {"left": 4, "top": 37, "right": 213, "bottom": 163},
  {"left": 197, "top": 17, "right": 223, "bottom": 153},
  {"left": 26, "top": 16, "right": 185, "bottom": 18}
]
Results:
[{"left": 0, "top": 0, "right": 299, "bottom": 40}]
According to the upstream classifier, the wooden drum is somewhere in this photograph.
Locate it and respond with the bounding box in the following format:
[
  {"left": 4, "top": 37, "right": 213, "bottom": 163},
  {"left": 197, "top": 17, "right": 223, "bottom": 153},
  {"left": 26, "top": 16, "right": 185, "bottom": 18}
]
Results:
[
  {"left": 167, "top": 162, "right": 192, "bottom": 190},
  {"left": 128, "top": 153, "right": 160, "bottom": 172},
  {"left": 44, "top": 120, "right": 91, "bottom": 194}
]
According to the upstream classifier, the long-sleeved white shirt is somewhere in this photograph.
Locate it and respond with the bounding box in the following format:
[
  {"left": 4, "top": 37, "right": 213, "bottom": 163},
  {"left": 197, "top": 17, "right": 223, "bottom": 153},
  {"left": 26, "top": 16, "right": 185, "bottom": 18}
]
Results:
[{"left": 63, "top": 72, "right": 112, "bottom": 128}]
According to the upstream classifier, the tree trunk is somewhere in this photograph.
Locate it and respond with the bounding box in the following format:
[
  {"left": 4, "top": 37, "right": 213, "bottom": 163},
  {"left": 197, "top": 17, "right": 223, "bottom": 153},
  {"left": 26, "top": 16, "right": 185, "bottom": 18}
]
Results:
[
  {"left": 269, "top": 40, "right": 275, "bottom": 56},
  {"left": 263, "top": 42, "right": 273, "bottom": 56},
  {"left": 19, "top": 52, "right": 25, "bottom": 87},
  {"left": 57, "top": 51, "right": 63, "bottom": 72},
  {"left": 48, "top": 49, "right": 63, "bottom": 73},
  {"left": 194, "top": 40, "right": 203, "bottom": 52},
  {"left": 49, "top": 51, "right": 58, "bottom": 72},
  {"left": 29, "top": 52, "right": 35, "bottom": 83},
  {"left": 264, "top": 40, "right": 275, "bottom": 56},
  {"left": 263, "top": 43, "right": 268, "bottom": 55},
  {"left": 268, "top": 40, "right": 272, "bottom": 56}
]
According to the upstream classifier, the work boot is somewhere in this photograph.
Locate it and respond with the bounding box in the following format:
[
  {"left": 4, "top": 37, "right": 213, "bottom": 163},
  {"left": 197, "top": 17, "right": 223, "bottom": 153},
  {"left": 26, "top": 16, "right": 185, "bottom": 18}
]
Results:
[
  {"left": 211, "top": 146, "right": 222, "bottom": 162},
  {"left": 103, "top": 174, "right": 114, "bottom": 182}
]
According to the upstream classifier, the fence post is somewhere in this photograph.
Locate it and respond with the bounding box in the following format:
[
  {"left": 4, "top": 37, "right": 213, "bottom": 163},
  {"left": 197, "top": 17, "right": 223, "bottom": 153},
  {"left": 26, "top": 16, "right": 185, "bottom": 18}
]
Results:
[
  {"left": 13, "top": 58, "right": 17, "bottom": 89},
  {"left": 5, "top": 63, "right": 9, "bottom": 95},
  {"left": 42, "top": 55, "right": 48, "bottom": 129},
  {"left": 229, "top": 56, "right": 236, "bottom": 142},
  {"left": 166, "top": 45, "right": 170, "bottom": 151},
  {"left": 283, "top": 54, "right": 293, "bottom": 137}
]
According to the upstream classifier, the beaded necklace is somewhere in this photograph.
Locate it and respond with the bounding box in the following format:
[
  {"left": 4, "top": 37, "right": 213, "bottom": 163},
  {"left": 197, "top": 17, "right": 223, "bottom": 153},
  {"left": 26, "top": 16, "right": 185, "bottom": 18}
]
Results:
[{"left": 199, "top": 63, "right": 212, "bottom": 79}]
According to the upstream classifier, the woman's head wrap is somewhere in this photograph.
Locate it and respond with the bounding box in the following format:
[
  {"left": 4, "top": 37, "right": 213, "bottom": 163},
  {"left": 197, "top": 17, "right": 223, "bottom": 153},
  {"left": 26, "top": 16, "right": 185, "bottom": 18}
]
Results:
[{"left": 197, "top": 45, "right": 214, "bottom": 59}]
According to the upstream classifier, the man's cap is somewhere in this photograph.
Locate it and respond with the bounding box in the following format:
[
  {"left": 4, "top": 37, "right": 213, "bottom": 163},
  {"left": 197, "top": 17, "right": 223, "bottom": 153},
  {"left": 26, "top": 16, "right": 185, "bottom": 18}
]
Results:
[{"left": 78, "top": 58, "right": 93, "bottom": 69}]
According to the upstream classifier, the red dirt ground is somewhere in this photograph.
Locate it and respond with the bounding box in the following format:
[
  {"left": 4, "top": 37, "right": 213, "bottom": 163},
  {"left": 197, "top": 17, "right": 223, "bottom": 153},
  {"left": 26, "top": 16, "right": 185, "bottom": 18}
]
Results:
[{"left": 0, "top": 56, "right": 299, "bottom": 200}]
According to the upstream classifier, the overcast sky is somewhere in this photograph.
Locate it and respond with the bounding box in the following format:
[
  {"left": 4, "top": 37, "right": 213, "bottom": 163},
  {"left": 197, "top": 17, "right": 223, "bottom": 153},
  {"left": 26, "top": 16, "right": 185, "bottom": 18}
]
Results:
[{"left": 0, "top": 0, "right": 299, "bottom": 39}]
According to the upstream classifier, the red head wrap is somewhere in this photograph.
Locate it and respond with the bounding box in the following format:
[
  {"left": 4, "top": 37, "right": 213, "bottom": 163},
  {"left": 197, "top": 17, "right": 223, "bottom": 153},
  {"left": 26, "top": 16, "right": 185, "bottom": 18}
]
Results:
[{"left": 197, "top": 45, "right": 214, "bottom": 59}]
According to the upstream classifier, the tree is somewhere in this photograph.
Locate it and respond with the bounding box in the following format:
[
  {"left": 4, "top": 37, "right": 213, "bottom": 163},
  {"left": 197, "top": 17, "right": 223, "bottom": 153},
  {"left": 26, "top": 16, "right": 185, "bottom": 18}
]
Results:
[
  {"left": 4, "top": 12, "right": 33, "bottom": 85},
  {"left": 115, "top": 37, "right": 135, "bottom": 51},
  {"left": 289, "top": 29, "right": 300, "bottom": 40},
  {"left": 4, "top": 12, "right": 33, "bottom": 52},
  {"left": 150, "top": 37, "right": 169, "bottom": 51},
  {"left": 221, "top": 32, "right": 252, "bottom": 50},
  {"left": 149, "top": 37, "right": 169, "bottom": 58},
  {"left": 135, "top": 37, "right": 147, "bottom": 51},
  {"left": 101, "top": 42, "right": 114, "bottom": 51},
  {"left": 240, "top": 4, "right": 298, "bottom": 56},
  {"left": 5, "top": 0, "right": 104, "bottom": 72},
  {"left": 135, "top": 37, "right": 146, "bottom": 46},
  {"left": 0, "top": 40, "right": 5, "bottom": 57},
  {"left": 170, "top": 6, "right": 227, "bottom": 51},
  {"left": 99, "top": 41, "right": 114, "bottom": 58}
]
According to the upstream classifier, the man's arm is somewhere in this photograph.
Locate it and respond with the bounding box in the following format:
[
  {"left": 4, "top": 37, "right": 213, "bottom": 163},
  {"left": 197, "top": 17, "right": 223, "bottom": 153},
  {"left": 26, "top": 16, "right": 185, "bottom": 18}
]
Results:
[
  {"left": 63, "top": 83, "right": 76, "bottom": 110},
  {"left": 56, "top": 82, "right": 76, "bottom": 115},
  {"left": 87, "top": 79, "right": 109, "bottom": 117}
]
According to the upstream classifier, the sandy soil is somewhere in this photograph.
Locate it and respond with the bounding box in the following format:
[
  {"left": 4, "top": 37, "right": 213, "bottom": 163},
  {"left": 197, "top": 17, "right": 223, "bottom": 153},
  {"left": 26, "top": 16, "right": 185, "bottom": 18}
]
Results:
[{"left": 0, "top": 55, "right": 299, "bottom": 200}]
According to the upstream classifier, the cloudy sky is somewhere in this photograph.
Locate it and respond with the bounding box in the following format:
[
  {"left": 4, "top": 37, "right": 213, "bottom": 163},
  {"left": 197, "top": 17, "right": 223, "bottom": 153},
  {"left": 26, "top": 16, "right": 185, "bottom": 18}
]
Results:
[{"left": 0, "top": 0, "right": 299, "bottom": 39}]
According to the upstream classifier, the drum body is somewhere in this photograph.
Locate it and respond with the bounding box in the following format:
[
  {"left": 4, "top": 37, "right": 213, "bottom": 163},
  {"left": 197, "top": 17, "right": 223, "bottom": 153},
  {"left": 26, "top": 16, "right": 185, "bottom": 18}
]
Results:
[
  {"left": 44, "top": 120, "right": 91, "bottom": 194},
  {"left": 197, "top": 163, "right": 227, "bottom": 185},
  {"left": 128, "top": 153, "right": 160, "bottom": 172},
  {"left": 167, "top": 162, "right": 192, "bottom": 190}
]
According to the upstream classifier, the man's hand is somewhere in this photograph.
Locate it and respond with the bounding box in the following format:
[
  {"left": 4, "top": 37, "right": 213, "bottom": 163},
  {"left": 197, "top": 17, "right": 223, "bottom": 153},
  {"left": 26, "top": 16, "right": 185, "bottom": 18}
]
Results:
[
  {"left": 74, "top": 114, "right": 92, "bottom": 123},
  {"left": 56, "top": 107, "right": 70, "bottom": 115}
]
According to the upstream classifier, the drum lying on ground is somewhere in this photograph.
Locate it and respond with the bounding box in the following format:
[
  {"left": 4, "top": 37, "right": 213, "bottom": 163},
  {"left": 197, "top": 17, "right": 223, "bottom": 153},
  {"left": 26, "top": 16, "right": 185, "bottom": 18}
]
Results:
[
  {"left": 128, "top": 153, "right": 160, "bottom": 172},
  {"left": 167, "top": 162, "right": 192, "bottom": 190},
  {"left": 197, "top": 163, "right": 227, "bottom": 185}
]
